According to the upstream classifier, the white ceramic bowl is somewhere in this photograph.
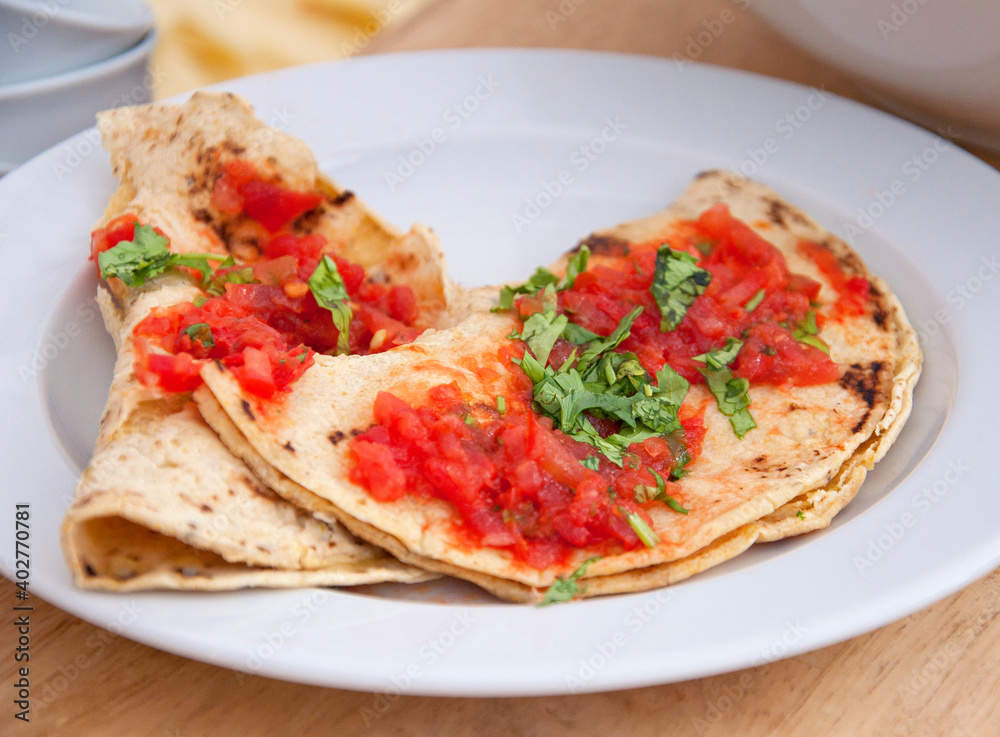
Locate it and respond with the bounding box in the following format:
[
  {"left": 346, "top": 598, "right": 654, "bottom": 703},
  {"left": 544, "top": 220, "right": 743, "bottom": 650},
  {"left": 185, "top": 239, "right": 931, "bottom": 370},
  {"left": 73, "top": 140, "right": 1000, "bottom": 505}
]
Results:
[
  {"left": 749, "top": 0, "right": 1000, "bottom": 149},
  {"left": 0, "top": 28, "right": 156, "bottom": 173},
  {"left": 0, "top": 0, "right": 153, "bottom": 85}
]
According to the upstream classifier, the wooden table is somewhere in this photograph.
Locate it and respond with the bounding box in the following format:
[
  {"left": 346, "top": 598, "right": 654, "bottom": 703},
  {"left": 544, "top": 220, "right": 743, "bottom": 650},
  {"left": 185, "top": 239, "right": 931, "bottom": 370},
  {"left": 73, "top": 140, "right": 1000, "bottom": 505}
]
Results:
[{"left": 6, "top": 1, "right": 999, "bottom": 734}]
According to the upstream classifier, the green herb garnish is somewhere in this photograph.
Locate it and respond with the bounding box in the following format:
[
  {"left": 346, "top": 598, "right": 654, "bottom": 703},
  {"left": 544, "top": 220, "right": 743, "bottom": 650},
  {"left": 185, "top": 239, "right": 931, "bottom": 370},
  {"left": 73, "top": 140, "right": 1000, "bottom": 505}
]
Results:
[
  {"left": 182, "top": 323, "right": 214, "bottom": 349},
  {"left": 537, "top": 556, "right": 600, "bottom": 606},
  {"left": 650, "top": 245, "right": 712, "bottom": 332},
  {"left": 580, "top": 456, "right": 600, "bottom": 471},
  {"left": 508, "top": 309, "right": 569, "bottom": 367},
  {"left": 792, "top": 308, "right": 830, "bottom": 354},
  {"left": 743, "top": 288, "right": 766, "bottom": 313},
  {"left": 796, "top": 510, "right": 807, "bottom": 520},
  {"left": 495, "top": 246, "right": 590, "bottom": 311},
  {"left": 694, "top": 337, "right": 756, "bottom": 439},
  {"left": 308, "top": 254, "right": 353, "bottom": 355},
  {"left": 623, "top": 509, "right": 661, "bottom": 548},
  {"left": 513, "top": 308, "right": 691, "bottom": 468},
  {"left": 632, "top": 469, "right": 690, "bottom": 514},
  {"left": 97, "top": 224, "right": 232, "bottom": 288},
  {"left": 496, "top": 395, "right": 506, "bottom": 414}
]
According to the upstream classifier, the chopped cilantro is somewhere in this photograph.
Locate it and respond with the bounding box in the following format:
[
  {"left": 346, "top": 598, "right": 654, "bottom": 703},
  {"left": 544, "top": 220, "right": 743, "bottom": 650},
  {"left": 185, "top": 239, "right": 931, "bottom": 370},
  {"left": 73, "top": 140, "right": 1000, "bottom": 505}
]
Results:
[
  {"left": 632, "top": 469, "right": 690, "bottom": 514},
  {"left": 537, "top": 556, "right": 600, "bottom": 606},
  {"left": 744, "top": 288, "right": 766, "bottom": 313},
  {"left": 308, "top": 255, "right": 353, "bottom": 355},
  {"left": 508, "top": 310, "right": 568, "bottom": 367},
  {"left": 580, "top": 455, "right": 600, "bottom": 471},
  {"left": 650, "top": 245, "right": 712, "bottom": 332},
  {"left": 694, "top": 338, "right": 757, "bottom": 439},
  {"left": 562, "top": 322, "right": 600, "bottom": 346},
  {"left": 496, "top": 395, "right": 506, "bottom": 414},
  {"left": 182, "top": 322, "right": 214, "bottom": 348},
  {"left": 513, "top": 308, "right": 691, "bottom": 468},
  {"left": 792, "top": 309, "right": 830, "bottom": 354},
  {"left": 495, "top": 246, "right": 590, "bottom": 311},
  {"left": 206, "top": 264, "right": 255, "bottom": 296},
  {"left": 97, "top": 223, "right": 244, "bottom": 291},
  {"left": 796, "top": 510, "right": 807, "bottom": 520},
  {"left": 623, "top": 509, "right": 661, "bottom": 548}
]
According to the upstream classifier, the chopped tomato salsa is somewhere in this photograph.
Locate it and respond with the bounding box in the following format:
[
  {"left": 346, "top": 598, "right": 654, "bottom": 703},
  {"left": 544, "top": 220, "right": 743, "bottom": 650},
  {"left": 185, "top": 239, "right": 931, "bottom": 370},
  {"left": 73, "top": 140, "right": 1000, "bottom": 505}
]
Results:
[
  {"left": 349, "top": 203, "right": 860, "bottom": 564},
  {"left": 798, "top": 240, "right": 871, "bottom": 318},
  {"left": 92, "top": 159, "right": 424, "bottom": 399},
  {"left": 350, "top": 384, "right": 702, "bottom": 569},
  {"left": 553, "top": 203, "right": 841, "bottom": 386}
]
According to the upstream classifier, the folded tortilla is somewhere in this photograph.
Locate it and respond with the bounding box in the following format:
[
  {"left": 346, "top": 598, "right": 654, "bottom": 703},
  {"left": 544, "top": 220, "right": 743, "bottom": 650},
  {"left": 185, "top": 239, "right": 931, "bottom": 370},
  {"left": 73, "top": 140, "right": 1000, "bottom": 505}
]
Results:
[
  {"left": 195, "top": 171, "right": 921, "bottom": 603},
  {"left": 61, "top": 92, "right": 450, "bottom": 590}
]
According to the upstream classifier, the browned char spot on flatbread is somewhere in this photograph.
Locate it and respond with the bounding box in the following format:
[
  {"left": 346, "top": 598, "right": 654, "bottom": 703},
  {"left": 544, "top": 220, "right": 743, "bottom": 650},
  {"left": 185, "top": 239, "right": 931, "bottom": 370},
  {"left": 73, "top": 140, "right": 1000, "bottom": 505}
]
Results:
[
  {"left": 839, "top": 361, "right": 885, "bottom": 433},
  {"left": 571, "top": 233, "right": 631, "bottom": 257}
]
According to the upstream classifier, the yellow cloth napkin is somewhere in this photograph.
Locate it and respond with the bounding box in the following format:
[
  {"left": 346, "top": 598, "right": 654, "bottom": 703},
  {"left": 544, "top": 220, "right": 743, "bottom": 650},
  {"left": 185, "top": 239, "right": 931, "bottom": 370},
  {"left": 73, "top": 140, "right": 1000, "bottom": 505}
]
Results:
[{"left": 146, "top": 0, "right": 424, "bottom": 98}]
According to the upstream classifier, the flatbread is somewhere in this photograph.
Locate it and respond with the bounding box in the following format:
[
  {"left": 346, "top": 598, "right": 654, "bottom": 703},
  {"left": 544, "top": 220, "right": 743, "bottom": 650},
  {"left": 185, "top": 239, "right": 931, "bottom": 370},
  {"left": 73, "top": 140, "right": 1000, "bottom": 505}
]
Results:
[
  {"left": 196, "top": 171, "right": 920, "bottom": 602},
  {"left": 61, "top": 92, "right": 448, "bottom": 590}
]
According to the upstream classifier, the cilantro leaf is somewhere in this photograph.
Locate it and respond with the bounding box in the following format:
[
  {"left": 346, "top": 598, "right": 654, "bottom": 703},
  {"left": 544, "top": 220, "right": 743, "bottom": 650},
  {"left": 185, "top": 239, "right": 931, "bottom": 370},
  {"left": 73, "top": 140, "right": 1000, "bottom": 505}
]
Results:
[
  {"left": 308, "top": 255, "right": 353, "bottom": 355},
  {"left": 206, "top": 264, "right": 256, "bottom": 296},
  {"left": 633, "top": 469, "right": 690, "bottom": 513},
  {"left": 580, "top": 455, "right": 600, "bottom": 470},
  {"left": 562, "top": 322, "right": 600, "bottom": 345},
  {"left": 574, "top": 306, "right": 643, "bottom": 376},
  {"left": 650, "top": 245, "right": 712, "bottom": 331},
  {"left": 623, "top": 509, "right": 661, "bottom": 547},
  {"left": 537, "top": 556, "right": 600, "bottom": 606},
  {"left": 97, "top": 223, "right": 173, "bottom": 287},
  {"left": 744, "top": 288, "right": 766, "bottom": 313},
  {"left": 694, "top": 339, "right": 756, "bottom": 439},
  {"left": 97, "top": 223, "right": 239, "bottom": 290},
  {"left": 509, "top": 310, "right": 569, "bottom": 368},
  {"left": 182, "top": 323, "right": 214, "bottom": 349},
  {"left": 792, "top": 308, "right": 830, "bottom": 354},
  {"left": 557, "top": 246, "right": 589, "bottom": 290},
  {"left": 494, "top": 246, "right": 590, "bottom": 312}
]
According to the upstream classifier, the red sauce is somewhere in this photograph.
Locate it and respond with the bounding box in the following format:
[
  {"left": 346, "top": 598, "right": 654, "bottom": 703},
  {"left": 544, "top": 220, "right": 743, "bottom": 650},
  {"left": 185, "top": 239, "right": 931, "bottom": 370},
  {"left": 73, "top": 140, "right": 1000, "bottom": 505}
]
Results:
[
  {"left": 798, "top": 240, "right": 871, "bottom": 318},
  {"left": 557, "top": 203, "right": 840, "bottom": 386},
  {"left": 92, "top": 160, "right": 422, "bottom": 398},
  {"left": 349, "top": 204, "right": 859, "bottom": 565},
  {"left": 350, "top": 383, "right": 703, "bottom": 568}
]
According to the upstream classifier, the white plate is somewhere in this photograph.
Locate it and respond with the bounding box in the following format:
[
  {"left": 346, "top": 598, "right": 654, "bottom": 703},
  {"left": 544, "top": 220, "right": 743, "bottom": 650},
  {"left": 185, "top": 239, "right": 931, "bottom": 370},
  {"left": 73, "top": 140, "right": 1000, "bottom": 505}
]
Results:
[{"left": 1, "top": 50, "right": 998, "bottom": 697}]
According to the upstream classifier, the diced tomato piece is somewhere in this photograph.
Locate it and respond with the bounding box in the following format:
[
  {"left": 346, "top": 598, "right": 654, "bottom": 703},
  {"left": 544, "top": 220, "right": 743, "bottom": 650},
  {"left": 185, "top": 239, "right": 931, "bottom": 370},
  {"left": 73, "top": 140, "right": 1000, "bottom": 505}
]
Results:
[{"left": 238, "top": 180, "right": 323, "bottom": 233}]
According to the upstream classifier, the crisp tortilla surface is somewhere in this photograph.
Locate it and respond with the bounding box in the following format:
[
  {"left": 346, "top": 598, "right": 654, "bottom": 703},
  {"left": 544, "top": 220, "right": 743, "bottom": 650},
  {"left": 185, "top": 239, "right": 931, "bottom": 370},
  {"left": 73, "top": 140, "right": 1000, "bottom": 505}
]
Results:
[
  {"left": 62, "top": 92, "right": 446, "bottom": 590},
  {"left": 197, "top": 171, "right": 920, "bottom": 600}
]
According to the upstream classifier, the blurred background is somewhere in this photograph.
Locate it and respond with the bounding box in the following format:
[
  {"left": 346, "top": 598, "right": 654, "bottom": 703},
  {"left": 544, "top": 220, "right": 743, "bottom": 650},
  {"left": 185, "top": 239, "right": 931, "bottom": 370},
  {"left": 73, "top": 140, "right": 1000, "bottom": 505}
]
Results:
[{"left": 145, "top": 0, "right": 427, "bottom": 98}]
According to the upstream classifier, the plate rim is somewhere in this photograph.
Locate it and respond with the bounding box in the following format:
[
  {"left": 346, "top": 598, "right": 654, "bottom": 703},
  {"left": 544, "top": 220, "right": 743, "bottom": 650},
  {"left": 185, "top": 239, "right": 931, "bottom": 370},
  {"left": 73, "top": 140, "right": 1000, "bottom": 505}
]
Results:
[{"left": 2, "top": 47, "right": 999, "bottom": 697}]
